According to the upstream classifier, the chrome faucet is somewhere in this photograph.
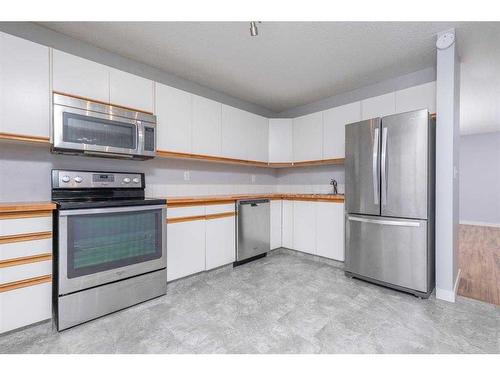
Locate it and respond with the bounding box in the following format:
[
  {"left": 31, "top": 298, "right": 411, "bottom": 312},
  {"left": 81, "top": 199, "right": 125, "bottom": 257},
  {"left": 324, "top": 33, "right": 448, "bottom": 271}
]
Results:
[{"left": 330, "top": 179, "right": 338, "bottom": 195}]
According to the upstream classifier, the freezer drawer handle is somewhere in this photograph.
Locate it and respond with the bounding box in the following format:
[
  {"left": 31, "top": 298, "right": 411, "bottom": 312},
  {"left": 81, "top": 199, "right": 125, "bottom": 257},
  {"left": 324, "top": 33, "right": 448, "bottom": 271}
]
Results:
[
  {"left": 372, "top": 127, "right": 380, "bottom": 205},
  {"left": 347, "top": 216, "right": 420, "bottom": 227}
]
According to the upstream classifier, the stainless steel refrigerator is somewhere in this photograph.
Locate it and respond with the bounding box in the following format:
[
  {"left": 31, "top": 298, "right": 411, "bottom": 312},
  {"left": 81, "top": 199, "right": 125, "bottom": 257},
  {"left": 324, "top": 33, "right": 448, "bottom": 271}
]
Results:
[{"left": 344, "top": 109, "right": 435, "bottom": 298}]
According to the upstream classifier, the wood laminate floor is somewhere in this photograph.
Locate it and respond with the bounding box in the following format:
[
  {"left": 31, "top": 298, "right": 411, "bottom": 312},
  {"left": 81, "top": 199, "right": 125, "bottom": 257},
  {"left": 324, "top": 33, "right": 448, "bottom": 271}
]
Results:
[{"left": 458, "top": 224, "right": 500, "bottom": 305}]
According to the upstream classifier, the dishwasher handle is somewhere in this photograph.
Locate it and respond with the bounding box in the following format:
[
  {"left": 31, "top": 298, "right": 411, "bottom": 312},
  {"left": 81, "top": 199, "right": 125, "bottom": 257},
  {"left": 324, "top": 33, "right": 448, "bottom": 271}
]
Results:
[{"left": 238, "top": 199, "right": 270, "bottom": 206}]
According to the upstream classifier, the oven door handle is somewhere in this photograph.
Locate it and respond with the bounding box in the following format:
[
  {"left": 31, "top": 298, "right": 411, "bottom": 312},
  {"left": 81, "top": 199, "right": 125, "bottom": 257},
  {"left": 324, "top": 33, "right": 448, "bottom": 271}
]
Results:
[{"left": 59, "top": 204, "right": 166, "bottom": 216}]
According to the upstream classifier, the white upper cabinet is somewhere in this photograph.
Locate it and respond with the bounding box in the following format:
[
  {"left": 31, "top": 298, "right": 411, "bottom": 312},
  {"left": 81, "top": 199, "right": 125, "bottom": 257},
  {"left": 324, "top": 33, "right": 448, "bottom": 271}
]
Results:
[
  {"left": 192, "top": 95, "right": 222, "bottom": 156},
  {"left": 52, "top": 49, "right": 109, "bottom": 103},
  {"left": 361, "top": 92, "right": 396, "bottom": 120},
  {"left": 395, "top": 81, "right": 436, "bottom": 114},
  {"left": 293, "top": 112, "right": 323, "bottom": 162},
  {"left": 155, "top": 83, "right": 192, "bottom": 153},
  {"left": 269, "top": 119, "right": 293, "bottom": 163},
  {"left": 246, "top": 113, "right": 269, "bottom": 162},
  {"left": 0, "top": 32, "right": 49, "bottom": 138},
  {"left": 109, "top": 68, "right": 154, "bottom": 112},
  {"left": 322, "top": 102, "right": 361, "bottom": 159},
  {"left": 221, "top": 105, "right": 249, "bottom": 160}
]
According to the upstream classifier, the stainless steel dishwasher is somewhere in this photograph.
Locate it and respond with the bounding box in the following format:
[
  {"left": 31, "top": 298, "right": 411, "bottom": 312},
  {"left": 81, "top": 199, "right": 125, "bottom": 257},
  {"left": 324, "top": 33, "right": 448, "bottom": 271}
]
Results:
[{"left": 235, "top": 199, "right": 270, "bottom": 266}]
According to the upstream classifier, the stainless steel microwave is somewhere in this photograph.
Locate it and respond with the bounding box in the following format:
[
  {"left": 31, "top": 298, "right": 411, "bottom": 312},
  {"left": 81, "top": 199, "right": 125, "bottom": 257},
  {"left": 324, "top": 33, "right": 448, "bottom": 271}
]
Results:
[{"left": 52, "top": 93, "right": 157, "bottom": 160}]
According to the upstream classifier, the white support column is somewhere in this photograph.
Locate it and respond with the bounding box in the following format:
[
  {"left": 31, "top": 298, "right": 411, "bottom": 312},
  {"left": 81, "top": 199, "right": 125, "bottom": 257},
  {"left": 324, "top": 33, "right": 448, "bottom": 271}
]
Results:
[{"left": 435, "top": 29, "right": 461, "bottom": 302}]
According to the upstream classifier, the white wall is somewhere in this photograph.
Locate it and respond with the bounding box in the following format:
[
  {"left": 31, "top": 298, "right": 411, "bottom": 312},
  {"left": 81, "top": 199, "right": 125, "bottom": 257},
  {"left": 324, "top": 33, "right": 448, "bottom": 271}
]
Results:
[{"left": 460, "top": 131, "right": 500, "bottom": 225}]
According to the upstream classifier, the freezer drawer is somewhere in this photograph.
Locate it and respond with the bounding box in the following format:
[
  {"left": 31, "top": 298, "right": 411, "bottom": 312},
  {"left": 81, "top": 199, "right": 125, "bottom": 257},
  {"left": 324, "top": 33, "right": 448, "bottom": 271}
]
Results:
[
  {"left": 345, "top": 214, "right": 428, "bottom": 293},
  {"left": 236, "top": 199, "right": 270, "bottom": 262}
]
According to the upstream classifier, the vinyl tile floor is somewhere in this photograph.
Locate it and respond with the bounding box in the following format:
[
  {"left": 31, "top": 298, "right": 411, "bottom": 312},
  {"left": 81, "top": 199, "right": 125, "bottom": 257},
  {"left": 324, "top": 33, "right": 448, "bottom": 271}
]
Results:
[{"left": 1, "top": 249, "right": 499, "bottom": 354}]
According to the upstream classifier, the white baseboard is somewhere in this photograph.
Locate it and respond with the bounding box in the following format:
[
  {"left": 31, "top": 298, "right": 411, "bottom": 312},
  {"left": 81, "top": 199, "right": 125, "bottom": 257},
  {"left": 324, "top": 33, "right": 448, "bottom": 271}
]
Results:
[
  {"left": 436, "top": 268, "right": 461, "bottom": 303},
  {"left": 460, "top": 221, "right": 500, "bottom": 228}
]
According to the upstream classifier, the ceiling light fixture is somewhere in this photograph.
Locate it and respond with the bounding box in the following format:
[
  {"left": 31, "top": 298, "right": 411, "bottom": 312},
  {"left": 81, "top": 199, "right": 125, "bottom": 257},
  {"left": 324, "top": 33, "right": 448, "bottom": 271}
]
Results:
[{"left": 250, "top": 21, "right": 261, "bottom": 37}]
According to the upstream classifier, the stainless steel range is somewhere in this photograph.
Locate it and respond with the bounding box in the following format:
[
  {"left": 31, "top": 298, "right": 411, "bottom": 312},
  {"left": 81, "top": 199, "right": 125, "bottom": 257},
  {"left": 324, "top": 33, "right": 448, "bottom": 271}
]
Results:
[{"left": 52, "top": 169, "right": 167, "bottom": 331}]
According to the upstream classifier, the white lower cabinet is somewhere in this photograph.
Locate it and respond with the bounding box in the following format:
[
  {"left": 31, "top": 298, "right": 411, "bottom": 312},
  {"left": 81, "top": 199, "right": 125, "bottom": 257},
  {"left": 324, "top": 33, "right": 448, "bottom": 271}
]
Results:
[
  {"left": 316, "top": 202, "right": 345, "bottom": 261},
  {"left": 292, "top": 201, "right": 317, "bottom": 255},
  {"left": 270, "top": 200, "right": 282, "bottom": 249},
  {"left": 0, "top": 282, "right": 52, "bottom": 333},
  {"left": 205, "top": 216, "right": 235, "bottom": 270},
  {"left": 167, "top": 219, "right": 206, "bottom": 282},
  {"left": 281, "top": 200, "right": 294, "bottom": 249}
]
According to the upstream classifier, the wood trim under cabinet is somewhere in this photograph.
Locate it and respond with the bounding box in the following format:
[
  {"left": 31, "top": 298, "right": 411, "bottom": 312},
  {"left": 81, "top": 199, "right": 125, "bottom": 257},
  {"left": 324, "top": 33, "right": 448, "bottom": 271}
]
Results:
[
  {"left": 0, "top": 275, "right": 52, "bottom": 293},
  {"left": 0, "top": 132, "right": 50, "bottom": 144},
  {"left": 0, "top": 210, "right": 53, "bottom": 220},
  {"left": 0, "top": 231, "right": 52, "bottom": 245},
  {"left": 0, "top": 202, "right": 56, "bottom": 213},
  {"left": 156, "top": 150, "right": 269, "bottom": 168},
  {"left": 0, "top": 253, "right": 52, "bottom": 269},
  {"left": 167, "top": 215, "right": 207, "bottom": 224},
  {"left": 168, "top": 200, "right": 236, "bottom": 208},
  {"left": 292, "top": 158, "right": 345, "bottom": 167},
  {"left": 268, "top": 162, "right": 294, "bottom": 168},
  {"left": 205, "top": 212, "right": 236, "bottom": 220},
  {"left": 53, "top": 91, "right": 154, "bottom": 115}
]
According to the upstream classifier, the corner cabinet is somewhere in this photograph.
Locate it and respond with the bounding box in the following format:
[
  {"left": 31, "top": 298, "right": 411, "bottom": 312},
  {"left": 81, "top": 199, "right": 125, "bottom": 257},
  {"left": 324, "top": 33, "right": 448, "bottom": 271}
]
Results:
[
  {"left": 269, "top": 119, "right": 293, "bottom": 163},
  {"left": 293, "top": 112, "right": 323, "bottom": 162},
  {"left": 0, "top": 32, "right": 50, "bottom": 139},
  {"left": 192, "top": 95, "right": 222, "bottom": 156},
  {"left": 270, "top": 200, "right": 282, "bottom": 250}
]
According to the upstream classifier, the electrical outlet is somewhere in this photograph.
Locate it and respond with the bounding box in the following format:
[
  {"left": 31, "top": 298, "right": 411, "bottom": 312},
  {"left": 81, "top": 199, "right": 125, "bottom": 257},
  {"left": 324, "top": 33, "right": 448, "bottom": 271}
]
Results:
[
  {"left": 183, "top": 171, "right": 190, "bottom": 181},
  {"left": 251, "top": 175, "right": 256, "bottom": 183}
]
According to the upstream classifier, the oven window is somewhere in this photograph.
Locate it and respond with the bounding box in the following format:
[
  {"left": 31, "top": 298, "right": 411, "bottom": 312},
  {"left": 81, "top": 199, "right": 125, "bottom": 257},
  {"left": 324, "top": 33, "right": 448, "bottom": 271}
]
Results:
[
  {"left": 63, "top": 112, "right": 137, "bottom": 149},
  {"left": 66, "top": 209, "right": 162, "bottom": 278}
]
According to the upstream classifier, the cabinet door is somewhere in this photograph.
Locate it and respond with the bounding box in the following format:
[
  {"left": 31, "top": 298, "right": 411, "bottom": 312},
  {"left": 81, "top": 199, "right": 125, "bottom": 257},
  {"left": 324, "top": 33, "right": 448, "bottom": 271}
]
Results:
[
  {"left": 192, "top": 95, "right": 222, "bottom": 156},
  {"left": 167, "top": 220, "right": 205, "bottom": 281},
  {"left": 155, "top": 83, "right": 192, "bottom": 152},
  {"left": 221, "top": 105, "right": 248, "bottom": 160},
  {"left": 395, "top": 82, "right": 436, "bottom": 114},
  {"left": 293, "top": 112, "right": 323, "bottom": 162},
  {"left": 292, "top": 201, "right": 316, "bottom": 254},
  {"left": 0, "top": 32, "right": 49, "bottom": 138},
  {"left": 316, "top": 202, "right": 345, "bottom": 261},
  {"left": 109, "top": 68, "right": 154, "bottom": 112},
  {"left": 205, "top": 216, "right": 235, "bottom": 270},
  {"left": 52, "top": 49, "right": 109, "bottom": 102},
  {"left": 323, "top": 102, "right": 361, "bottom": 159},
  {"left": 0, "top": 282, "right": 51, "bottom": 334},
  {"left": 269, "top": 119, "right": 293, "bottom": 163},
  {"left": 361, "top": 92, "right": 396, "bottom": 120},
  {"left": 270, "top": 200, "right": 282, "bottom": 250},
  {"left": 246, "top": 113, "right": 269, "bottom": 162},
  {"left": 282, "top": 200, "right": 294, "bottom": 249}
]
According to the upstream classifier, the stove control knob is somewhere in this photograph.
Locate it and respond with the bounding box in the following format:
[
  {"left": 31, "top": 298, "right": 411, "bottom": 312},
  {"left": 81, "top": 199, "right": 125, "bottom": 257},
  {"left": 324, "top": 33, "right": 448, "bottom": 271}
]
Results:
[
  {"left": 123, "top": 177, "right": 131, "bottom": 184},
  {"left": 74, "top": 176, "right": 83, "bottom": 183},
  {"left": 132, "top": 177, "right": 140, "bottom": 184},
  {"left": 61, "top": 175, "right": 70, "bottom": 183}
]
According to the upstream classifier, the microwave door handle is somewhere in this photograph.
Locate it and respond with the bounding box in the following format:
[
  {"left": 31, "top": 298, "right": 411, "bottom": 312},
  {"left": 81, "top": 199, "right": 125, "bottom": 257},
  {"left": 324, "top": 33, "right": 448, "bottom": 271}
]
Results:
[
  {"left": 372, "top": 127, "right": 380, "bottom": 205},
  {"left": 381, "top": 127, "right": 388, "bottom": 206}
]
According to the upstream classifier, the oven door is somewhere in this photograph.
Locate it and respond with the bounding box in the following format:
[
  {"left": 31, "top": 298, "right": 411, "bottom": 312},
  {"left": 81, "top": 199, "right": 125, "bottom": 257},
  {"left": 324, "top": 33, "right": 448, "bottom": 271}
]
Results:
[
  {"left": 53, "top": 104, "right": 141, "bottom": 157},
  {"left": 58, "top": 205, "right": 166, "bottom": 295}
]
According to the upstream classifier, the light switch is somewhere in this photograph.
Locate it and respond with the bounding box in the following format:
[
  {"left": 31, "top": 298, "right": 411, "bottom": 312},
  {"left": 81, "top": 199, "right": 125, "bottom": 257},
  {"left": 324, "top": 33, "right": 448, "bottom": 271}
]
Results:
[{"left": 184, "top": 171, "right": 190, "bottom": 181}]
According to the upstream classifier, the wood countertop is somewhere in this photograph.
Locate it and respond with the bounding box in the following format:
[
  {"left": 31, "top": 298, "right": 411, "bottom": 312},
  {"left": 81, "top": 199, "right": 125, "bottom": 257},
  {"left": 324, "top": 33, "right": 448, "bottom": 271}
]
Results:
[
  {"left": 0, "top": 201, "right": 56, "bottom": 213},
  {"left": 163, "top": 194, "right": 344, "bottom": 206}
]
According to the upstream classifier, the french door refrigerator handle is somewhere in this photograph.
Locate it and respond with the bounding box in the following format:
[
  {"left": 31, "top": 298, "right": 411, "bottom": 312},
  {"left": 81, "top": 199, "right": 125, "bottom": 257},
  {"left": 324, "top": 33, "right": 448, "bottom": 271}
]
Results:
[
  {"left": 381, "top": 127, "right": 388, "bottom": 206},
  {"left": 347, "top": 215, "right": 420, "bottom": 227},
  {"left": 372, "top": 127, "right": 380, "bottom": 205}
]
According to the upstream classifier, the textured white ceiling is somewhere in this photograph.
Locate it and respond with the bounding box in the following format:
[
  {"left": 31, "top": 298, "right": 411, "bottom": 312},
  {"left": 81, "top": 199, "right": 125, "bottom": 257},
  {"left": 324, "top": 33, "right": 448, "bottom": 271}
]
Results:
[{"left": 39, "top": 21, "right": 500, "bottom": 134}]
